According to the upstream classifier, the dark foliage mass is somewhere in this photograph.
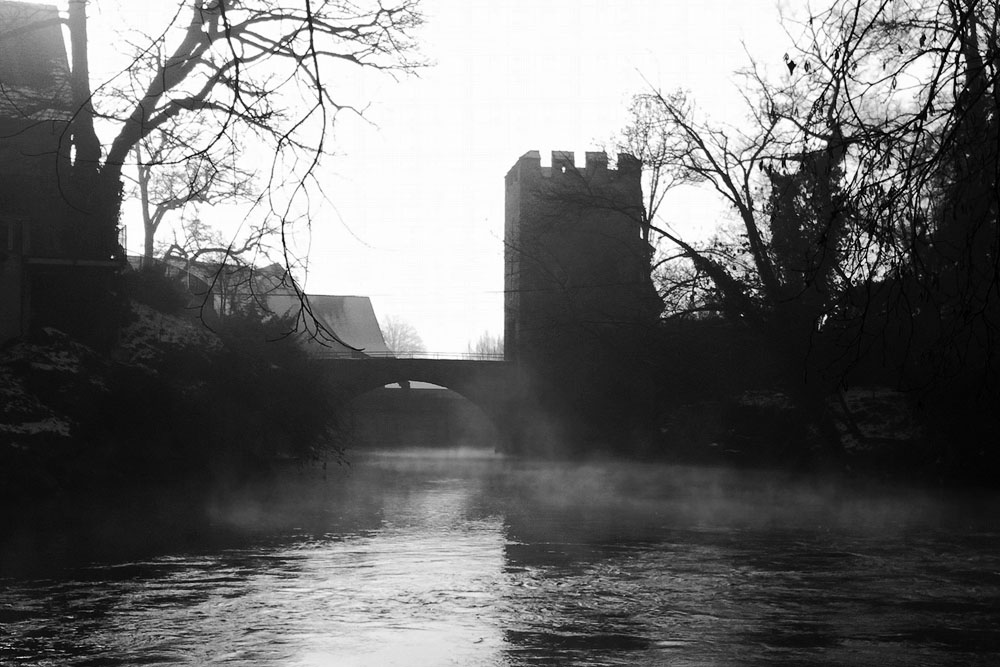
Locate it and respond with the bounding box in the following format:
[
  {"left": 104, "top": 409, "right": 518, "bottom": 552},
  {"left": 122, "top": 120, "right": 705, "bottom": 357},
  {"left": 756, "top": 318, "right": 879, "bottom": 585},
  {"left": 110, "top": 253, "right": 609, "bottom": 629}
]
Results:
[
  {"left": 125, "top": 266, "right": 190, "bottom": 314},
  {"left": 0, "top": 272, "right": 339, "bottom": 502},
  {"left": 611, "top": 0, "right": 1000, "bottom": 480}
]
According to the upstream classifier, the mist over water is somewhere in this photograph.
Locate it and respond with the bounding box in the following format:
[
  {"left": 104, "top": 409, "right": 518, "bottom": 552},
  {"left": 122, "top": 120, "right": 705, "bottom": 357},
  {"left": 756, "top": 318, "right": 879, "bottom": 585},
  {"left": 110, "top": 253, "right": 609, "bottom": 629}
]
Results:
[{"left": 2, "top": 447, "right": 999, "bottom": 665}]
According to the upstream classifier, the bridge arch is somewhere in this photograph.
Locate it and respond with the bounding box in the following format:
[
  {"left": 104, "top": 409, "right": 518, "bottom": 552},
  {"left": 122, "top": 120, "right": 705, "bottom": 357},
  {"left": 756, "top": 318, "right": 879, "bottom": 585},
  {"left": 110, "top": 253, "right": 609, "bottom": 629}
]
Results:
[
  {"left": 341, "top": 383, "right": 502, "bottom": 449},
  {"left": 317, "top": 358, "right": 530, "bottom": 449}
]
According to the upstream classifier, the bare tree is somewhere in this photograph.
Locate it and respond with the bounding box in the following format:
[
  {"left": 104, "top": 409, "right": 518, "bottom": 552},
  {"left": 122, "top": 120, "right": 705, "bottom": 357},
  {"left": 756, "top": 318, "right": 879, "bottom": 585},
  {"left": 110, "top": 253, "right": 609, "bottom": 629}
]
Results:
[
  {"left": 769, "top": 0, "right": 1000, "bottom": 384},
  {"left": 616, "top": 0, "right": 1000, "bottom": 462},
  {"left": 128, "top": 122, "right": 255, "bottom": 263},
  {"left": 616, "top": 76, "right": 859, "bottom": 436},
  {"left": 38, "top": 0, "right": 422, "bottom": 342},
  {"left": 467, "top": 331, "right": 503, "bottom": 357},
  {"left": 617, "top": 88, "right": 844, "bottom": 326},
  {"left": 380, "top": 315, "right": 425, "bottom": 354}
]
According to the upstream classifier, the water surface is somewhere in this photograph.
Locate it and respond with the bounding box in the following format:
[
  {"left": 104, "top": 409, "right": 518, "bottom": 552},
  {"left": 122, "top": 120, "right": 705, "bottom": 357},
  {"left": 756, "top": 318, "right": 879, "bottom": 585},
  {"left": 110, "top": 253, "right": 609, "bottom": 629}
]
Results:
[{"left": 2, "top": 448, "right": 999, "bottom": 665}]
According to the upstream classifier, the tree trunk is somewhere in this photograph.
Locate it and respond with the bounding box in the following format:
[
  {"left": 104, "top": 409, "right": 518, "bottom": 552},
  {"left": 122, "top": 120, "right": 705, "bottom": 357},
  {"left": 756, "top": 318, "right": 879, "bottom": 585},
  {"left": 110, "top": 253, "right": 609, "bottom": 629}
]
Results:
[
  {"left": 66, "top": 0, "right": 102, "bottom": 177},
  {"left": 135, "top": 147, "right": 156, "bottom": 263}
]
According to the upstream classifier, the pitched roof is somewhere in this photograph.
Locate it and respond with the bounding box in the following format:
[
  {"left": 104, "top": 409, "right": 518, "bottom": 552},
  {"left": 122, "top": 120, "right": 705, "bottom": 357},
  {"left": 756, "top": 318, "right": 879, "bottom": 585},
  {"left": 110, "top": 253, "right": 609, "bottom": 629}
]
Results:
[
  {"left": 265, "top": 293, "right": 391, "bottom": 355},
  {"left": 0, "top": 1, "right": 74, "bottom": 122},
  {"left": 128, "top": 256, "right": 390, "bottom": 356},
  {"left": 307, "top": 295, "right": 391, "bottom": 354}
]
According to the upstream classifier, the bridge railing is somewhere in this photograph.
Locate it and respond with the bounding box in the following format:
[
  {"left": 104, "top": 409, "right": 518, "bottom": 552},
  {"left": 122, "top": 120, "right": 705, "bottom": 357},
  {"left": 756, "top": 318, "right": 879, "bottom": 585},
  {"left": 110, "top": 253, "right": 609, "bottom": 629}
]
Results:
[{"left": 309, "top": 349, "right": 505, "bottom": 361}]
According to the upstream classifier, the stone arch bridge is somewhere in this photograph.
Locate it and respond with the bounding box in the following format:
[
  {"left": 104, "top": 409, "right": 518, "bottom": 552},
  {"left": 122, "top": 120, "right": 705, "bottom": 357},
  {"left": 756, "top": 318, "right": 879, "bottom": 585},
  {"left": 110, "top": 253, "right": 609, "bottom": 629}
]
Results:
[{"left": 314, "top": 355, "right": 532, "bottom": 450}]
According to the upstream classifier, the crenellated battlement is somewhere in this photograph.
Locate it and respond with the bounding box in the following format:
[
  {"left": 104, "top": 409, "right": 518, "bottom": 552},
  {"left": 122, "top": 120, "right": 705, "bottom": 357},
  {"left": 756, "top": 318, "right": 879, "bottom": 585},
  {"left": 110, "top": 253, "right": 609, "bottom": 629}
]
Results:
[{"left": 506, "top": 150, "right": 641, "bottom": 186}]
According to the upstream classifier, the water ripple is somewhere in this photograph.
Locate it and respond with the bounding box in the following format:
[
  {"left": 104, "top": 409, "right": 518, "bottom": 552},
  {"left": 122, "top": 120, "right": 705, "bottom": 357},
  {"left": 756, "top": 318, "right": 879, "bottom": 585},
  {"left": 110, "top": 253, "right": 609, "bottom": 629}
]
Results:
[{"left": 2, "top": 455, "right": 1000, "bottom": 665}]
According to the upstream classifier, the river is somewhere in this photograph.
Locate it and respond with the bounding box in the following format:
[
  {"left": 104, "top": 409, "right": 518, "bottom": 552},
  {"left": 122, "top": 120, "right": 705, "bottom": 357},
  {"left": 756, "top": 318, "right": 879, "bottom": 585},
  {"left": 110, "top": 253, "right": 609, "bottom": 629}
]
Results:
[{"left": 2, "top": 447, "right": 999, "bottom": 666}]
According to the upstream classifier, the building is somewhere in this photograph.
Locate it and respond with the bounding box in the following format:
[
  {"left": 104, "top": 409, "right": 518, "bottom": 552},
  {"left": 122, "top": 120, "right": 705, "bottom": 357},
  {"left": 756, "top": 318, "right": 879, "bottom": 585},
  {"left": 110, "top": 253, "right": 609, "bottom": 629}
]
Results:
[
  {"left": 504, "top": 150, "right": 660, "bottom": 365},
  {"left": 128, "top": 255, "right": 391, "bottom": 357},
  {"left": 1, "top": 1, "right": 120, "bottom": 344},
  {"left": 268, "top": 291, "right": 392, "bottom": 358}
]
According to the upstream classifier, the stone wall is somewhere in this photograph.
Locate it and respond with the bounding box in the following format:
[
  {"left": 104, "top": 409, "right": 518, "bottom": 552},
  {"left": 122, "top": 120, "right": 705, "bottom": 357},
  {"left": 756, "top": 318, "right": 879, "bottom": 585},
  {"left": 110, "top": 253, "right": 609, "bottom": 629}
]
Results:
[
  {"left": 504, "top": 150, "right": 657, "bottom": 364},
  {"left": 502, "top": 150, "right": 662, "bottom": 447}
]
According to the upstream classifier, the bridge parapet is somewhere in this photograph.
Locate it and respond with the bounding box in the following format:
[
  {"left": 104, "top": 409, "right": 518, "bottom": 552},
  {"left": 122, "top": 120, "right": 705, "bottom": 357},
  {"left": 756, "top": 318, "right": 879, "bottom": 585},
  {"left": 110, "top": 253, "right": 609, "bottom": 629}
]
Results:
[{"left": 308, "top": 349, "right": 505, "bottom": 362}]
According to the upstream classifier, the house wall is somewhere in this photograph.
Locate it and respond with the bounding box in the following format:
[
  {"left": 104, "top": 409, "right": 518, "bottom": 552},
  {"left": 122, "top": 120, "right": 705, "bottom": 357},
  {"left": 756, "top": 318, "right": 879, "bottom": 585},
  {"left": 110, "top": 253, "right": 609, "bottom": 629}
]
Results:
[
  {"left": 0, "top": 243, "right": 24, "bottom": 341},
  {"left": 1, "top": 2, "right": 87, "bottom": 344}
]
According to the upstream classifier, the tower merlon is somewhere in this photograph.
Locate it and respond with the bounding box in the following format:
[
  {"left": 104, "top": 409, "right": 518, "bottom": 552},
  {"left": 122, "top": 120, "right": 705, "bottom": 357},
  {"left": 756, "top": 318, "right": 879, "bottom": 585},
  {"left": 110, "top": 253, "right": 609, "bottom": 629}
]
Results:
[
  {"left": 585, "top": 152, "right": 609, "bottom": 171},
  {"left": 551, "top": 150, "right": 575, "bottom": 170}
]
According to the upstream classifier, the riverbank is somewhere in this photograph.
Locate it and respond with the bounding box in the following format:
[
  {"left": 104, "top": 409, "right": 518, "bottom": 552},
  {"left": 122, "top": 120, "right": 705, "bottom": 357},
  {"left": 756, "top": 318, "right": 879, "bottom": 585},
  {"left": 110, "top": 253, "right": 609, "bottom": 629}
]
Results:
[
  {"left": 562, "top": 384, "right": 998, "bottom": 490},
  {"left": 0, "top": 293, "right": 341, "bottom": 506},
  {"left": 3, "top": 286, "right": 995, "bottom": 507}
]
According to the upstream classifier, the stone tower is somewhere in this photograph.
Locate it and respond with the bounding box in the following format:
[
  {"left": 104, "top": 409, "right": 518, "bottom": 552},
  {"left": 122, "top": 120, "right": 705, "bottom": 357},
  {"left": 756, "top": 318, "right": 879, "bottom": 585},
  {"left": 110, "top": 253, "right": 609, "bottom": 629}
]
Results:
[{"left": 504, "top": 150, "right": 660, "bottom": 367}]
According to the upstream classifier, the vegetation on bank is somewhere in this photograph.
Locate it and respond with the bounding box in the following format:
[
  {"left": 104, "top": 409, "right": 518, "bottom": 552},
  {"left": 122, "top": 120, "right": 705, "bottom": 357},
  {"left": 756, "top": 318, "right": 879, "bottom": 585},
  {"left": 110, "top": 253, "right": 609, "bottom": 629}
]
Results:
[
  {"left": 620, "top": 318, "right": 999, "bottom": 486},
  {"left": 0, "top": 270, "right": 341, "bottom": 503},
  {"left": 572, "top": 0, "right": 1000, "bottom": 485},
  {"left": 2, "top": 268, "right": 995, "bottom": 500}
]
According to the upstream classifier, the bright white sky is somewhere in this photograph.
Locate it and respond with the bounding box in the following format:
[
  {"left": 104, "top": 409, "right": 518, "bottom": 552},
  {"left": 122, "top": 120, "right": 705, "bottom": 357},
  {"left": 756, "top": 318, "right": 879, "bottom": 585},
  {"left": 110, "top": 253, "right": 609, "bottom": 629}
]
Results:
[
  {"left": 310, "top": 0, "right": 796, "bottom": 352},
  {"left": 82, "top": 0, "right": 796, "bottom": 352}
]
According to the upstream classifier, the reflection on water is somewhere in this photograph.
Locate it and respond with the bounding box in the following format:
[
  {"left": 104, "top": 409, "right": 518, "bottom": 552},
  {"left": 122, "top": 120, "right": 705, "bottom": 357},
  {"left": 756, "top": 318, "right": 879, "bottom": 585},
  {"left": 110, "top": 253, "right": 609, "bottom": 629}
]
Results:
[{"left": 2, "top": 448, "right": 1000, "bottom": 666}]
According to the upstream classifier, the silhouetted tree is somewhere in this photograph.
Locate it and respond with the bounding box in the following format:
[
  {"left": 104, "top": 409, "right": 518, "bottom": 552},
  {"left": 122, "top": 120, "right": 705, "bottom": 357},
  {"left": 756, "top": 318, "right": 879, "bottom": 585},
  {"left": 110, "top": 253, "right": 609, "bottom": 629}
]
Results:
[
  {"left": 770, "top": 0, "right": 999, "bottom": 390},
  {"left": 622, "top": 0, "right": 1000, "bottom": 469},
  {"left": 33, "top": 0, "right": 422, "bottom": 341},
  {"left": 619, "top": 87, "right": 852, "bottom": 411},
  {"left": 128, "top": 123, "right": 255, "bottom": 263},
  {"left": 769, "top": 0, "right": 1000, "bottom": 465}
]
